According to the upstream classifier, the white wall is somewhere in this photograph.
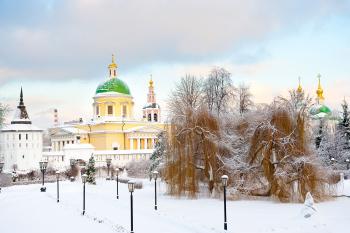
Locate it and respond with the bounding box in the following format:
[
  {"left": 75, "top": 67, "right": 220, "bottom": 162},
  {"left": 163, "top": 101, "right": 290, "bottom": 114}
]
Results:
[{"left": 0, "top": 131, "right": 43, "bottom": 171}]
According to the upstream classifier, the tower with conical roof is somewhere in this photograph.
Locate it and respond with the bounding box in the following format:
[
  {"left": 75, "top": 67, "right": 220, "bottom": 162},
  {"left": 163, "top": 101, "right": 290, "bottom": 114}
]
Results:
[
  {"left": 0, "top": 87, "right": 43, "bottom": 171},
  {"left": 143, "top": 75, "right": 161, "bottom": 122},
  {"left": 11, "top": 87, "right": 31, "bottom": 124}
]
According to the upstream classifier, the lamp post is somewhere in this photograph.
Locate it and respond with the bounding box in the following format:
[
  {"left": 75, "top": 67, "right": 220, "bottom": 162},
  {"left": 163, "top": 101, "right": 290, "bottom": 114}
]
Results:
[
  {"left": 116, "top": 168, "right": 120, "bottom": 199},
  {"left": 128, "top": 181, "right": 135, "bottom": 233},
  {"left": 0, "top": 162, "right": 4, "bottom": 173},
  {"left": 152, "top": 171, "right": 159, "bottom": 210},
  {"left": 346, "top": 159, "right": 350, "bottom": 170},
  {"left": 56, "top": 171, "right": 60, "bottom": 203},
  {"left": 221, "top": 175, "right": 228, "bottom": 231},
  {"left": 82, "top": 174, "right": 87, "bottom": 215},
  {"left": 39, "top": 161, "right": 48, "bottom": 192},
  {"left": 106, "top": 158, "right": 112, "bottom": 180},
  {"left": 0, "top": 162, "right": 4, "bottom": 193}
]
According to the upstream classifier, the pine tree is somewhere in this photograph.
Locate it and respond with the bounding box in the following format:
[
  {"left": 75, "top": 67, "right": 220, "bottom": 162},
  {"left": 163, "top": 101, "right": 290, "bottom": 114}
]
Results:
[
  {"left": 86, "top": 155, "right": 96, "bottom": 184},
  {"left": 149, "top": 132, "right": 167, "bottom": 176},
  {"left": 340, "top": 99, "right": 350, "bottom": 149}
]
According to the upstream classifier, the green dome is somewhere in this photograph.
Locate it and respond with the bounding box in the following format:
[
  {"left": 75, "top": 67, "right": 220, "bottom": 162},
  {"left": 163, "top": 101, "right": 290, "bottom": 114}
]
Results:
[
  {"left": 310, "top": 104, "right": 332, "bottom": 118},
  {"left": 96, "top": 78, "right": 131, "bottom": 95}
]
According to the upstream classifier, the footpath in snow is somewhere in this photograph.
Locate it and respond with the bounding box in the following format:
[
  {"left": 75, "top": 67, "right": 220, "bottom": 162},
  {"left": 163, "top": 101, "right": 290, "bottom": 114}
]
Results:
[{"left": 0, "top": 178, "right": 350, "bottom": 233}]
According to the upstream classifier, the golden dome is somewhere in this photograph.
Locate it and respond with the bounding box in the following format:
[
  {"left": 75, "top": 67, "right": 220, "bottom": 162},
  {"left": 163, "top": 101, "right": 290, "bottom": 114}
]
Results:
[
  {"left": 149, "top": 74, "right": 154, "bottom": 87},
  {"left": 297, "top": 77, "right": 303, "bottom": 93},
  {"left": 316, "top": 74, "right": 324, "bottom": 101},
  {"left": 108, "top": 54, "right": 117, "bottom": 69}
]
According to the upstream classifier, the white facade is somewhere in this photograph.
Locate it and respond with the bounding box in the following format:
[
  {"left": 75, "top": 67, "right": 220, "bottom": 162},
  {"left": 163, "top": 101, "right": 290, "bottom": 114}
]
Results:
[{"left": 0, "top": 127, "right": 43, "bottom": 171}]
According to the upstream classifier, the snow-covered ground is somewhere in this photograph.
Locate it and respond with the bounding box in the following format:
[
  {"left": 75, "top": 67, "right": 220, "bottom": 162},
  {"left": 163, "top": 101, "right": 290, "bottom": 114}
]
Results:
[{"left": 1, "top": 178, "right": 349, "bottom": 233}]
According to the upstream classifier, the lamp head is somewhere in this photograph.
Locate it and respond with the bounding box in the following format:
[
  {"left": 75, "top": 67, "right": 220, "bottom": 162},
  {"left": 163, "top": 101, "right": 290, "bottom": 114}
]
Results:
[
  {"left": 106, "top": 158, "right": 112, "bottom": 166},
  {"left": 128, "top": 181, "right": 135, "bottom": 192},
  {"left": 221, "top": 175, "right": 228, "bottom": 187},
  {"left": 152, "top": 170, "right": 159, "bottom": 180},
  {"left": 70, "top": 159, "right": 76, "bottom": 166},
  {"left": 82, "top": 174, "right": 88, "bottom": 183},
  {"left": 56, "top": 171, "right": 60, "bottom": 179}
]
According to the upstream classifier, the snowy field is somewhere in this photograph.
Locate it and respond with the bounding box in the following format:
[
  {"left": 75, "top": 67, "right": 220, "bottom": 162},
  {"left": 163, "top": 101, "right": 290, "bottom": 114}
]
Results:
[{"left": 0, "top": 178, "right": 350, "bottom": 233}]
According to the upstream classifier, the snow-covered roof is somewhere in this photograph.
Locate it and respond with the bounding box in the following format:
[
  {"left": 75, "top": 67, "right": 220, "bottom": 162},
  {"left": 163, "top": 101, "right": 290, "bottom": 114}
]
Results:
[
  {"left": 0, "top": 123, "right": 42, "bottom": 132},
  {"left": 50, "top": 126, "right": 88, "bottom": 136},
  {"left": 125, "top": 125, "right": 164, "bottom": 133},
  {"left": 63, "top": 143, "right": 95, "bottom": 150}
]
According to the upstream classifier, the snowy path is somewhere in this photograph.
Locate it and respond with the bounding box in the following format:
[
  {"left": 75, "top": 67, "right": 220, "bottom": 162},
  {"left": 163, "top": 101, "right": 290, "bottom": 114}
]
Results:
[{"left": 1, "top": 179, "right": 350, "bottom": 233}]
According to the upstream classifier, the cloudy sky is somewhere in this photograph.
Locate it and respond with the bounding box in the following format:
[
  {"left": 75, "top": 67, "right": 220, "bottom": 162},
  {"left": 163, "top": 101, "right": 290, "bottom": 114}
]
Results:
[{"left": 0, "top": 0, "right": 350, "bottom": 128}]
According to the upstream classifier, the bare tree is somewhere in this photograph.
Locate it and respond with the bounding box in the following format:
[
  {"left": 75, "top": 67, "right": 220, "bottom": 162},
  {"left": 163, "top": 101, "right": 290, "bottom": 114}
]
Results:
[
  {"left": 0, "top": 103, "right": 9, "bottom": 127},
  {"left": 236, "top": 83, "right": 253, "bottom": 116},
  {"left": 203, "top": 67, "right": 234, "bottom": 116},
  {"left": 168, "top": 75, "right": 203, "bottom": 121}
]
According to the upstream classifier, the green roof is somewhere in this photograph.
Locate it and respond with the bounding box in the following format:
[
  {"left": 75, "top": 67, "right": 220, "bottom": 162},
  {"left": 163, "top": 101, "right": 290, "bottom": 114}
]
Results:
[
  {"left": 96, "top": 78, "right": 131, "bottom": 95},
  {"left": 310, "top": 104, "right": 332, "bottom": 116}
]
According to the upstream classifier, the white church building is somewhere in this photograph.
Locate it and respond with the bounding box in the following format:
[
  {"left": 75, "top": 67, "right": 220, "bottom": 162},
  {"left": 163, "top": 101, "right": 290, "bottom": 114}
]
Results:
[{"left": 0, "top": 88, "right": 43, "bottom": 172}]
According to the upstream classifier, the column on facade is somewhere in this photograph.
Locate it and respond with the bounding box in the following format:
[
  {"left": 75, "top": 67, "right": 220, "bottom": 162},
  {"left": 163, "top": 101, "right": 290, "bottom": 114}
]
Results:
[
  {"left": 137, "top": 138, "right": 141, "bottom": 150},
  {"left": 130, "top": 138, "right": 134, "bottom": 150},
  {"left": 144, "top": 138, "right": 147, "bottom": 149}
]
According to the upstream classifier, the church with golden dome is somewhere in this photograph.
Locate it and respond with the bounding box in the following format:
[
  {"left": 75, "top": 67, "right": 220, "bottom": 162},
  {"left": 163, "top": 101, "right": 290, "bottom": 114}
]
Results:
[{"left": 44, "top": 56, "right": 166, "bottom": 168}]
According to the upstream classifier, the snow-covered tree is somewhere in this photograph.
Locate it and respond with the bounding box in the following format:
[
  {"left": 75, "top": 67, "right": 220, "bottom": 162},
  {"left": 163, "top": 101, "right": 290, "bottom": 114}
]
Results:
[
  {"left": 0, "top": 103, "right": 9, "bottom": 128},
  {"left": 86, "top": 155, "right": 96, "bottom": 184},
  {"left": 317, "top": 99, "right": 350, "bottom": 169},
  {"left": 340, "top": 99, "right": 350, "bottom": 149},
  {"left": 203, "top": 67, "right": 234, "bottom": 116},
  {"left": 149, "top": 131, "right": 167, "bottom": 176},
  {"left": 235, "top": 83, "right": 253, "bottom": 116}
]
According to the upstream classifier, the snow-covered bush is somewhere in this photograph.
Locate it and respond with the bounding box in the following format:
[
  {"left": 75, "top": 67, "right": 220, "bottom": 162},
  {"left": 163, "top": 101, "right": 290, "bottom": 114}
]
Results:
[{"left": 126, "top": 160, "right": 151, "bottom": 178}]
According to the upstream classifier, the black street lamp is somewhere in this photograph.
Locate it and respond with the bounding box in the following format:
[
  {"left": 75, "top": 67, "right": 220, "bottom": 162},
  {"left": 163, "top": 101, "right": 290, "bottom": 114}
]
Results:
[
  {"left": 106, "top": 158, "right": 112, "bottom": 180},
  {"left": 0, "top": 161, "right": 4, "bottom": 193},
  {"left": 0, "top": 161, "right": 4, "bottom": 173},
  {"left": 39, "top": 161, "right": 48, "bottom": 192},
  {"left": 115, "top": 168, "right": 120, "bottom": 199},
  {"left": 128, "top": 181, "right": 135, "bottom": 233},
  {"left": 346, "top": 159, "right": 350, "bottom": 170},
  {"left": 152, "top": 171, "right": 159, "bottom": 210},
  {"left": 82, "top": 174, "right": 87, "bottom": 215},
  {"left": 70, "top": 159, "right": 76, "bottom": 167},
  {"left": 221, "top": 175, "right": 228, "bottom": 231},
  {"left": 56, "top": 171, "right": 60, "bottom": 203}
]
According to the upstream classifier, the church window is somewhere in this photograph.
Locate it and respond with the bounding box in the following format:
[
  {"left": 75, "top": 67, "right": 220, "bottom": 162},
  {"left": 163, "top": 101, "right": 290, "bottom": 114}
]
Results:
[
  {"left": 148, "top": 114, "right": 152, "bottom": 122},
  {"left": 154, "top": 113, "right": 158, "bottom": 122},
  {"left": 122, "top": 105, "right": 127, "bottom": 118},
  {"left": 19, "top": 134, "right": 21, "bottom": 140},
  {"left": 72, "top": 141, "right": 74, "bottom": 144},
  {"left": 26, "top": 134, "right": 28, "bottom": 140},
  {"left": 22, "top": 155, "right": 24, "bottom": 159},
  {"left": 108, "top": 105, "right": 113, "bottom": 115},
  {"left": 96, "top": 106, "right": 99, "bottom": 115},
  {"left": 113, "top": 146, "right": 118, "bottom": 150}
]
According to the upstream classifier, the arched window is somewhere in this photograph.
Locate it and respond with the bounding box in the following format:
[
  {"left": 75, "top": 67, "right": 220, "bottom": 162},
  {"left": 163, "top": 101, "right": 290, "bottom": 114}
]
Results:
[
  {"left": 108, "top": 105, "right": 113, "bottom": 115},
  {"left": 122, "top": 105, "right": 127, "bottom": 118},
  {"left": 96, "top": 105, "right": 99, "bottom": 115},
  {"left": 148, "top": 113, "right": 152, "bottom": 122},
  {"left": 154, "top": 113, "right": 158, "bottom": 122}
]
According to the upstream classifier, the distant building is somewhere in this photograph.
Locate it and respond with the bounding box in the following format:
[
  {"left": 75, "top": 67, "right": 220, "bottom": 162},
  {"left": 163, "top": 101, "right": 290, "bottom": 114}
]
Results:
[
  {"left": 0, "top": 88, "right": 43, "bottom": 171},
  {"left": 44, "top": 55, "right": 165, "bottom": 169}
]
